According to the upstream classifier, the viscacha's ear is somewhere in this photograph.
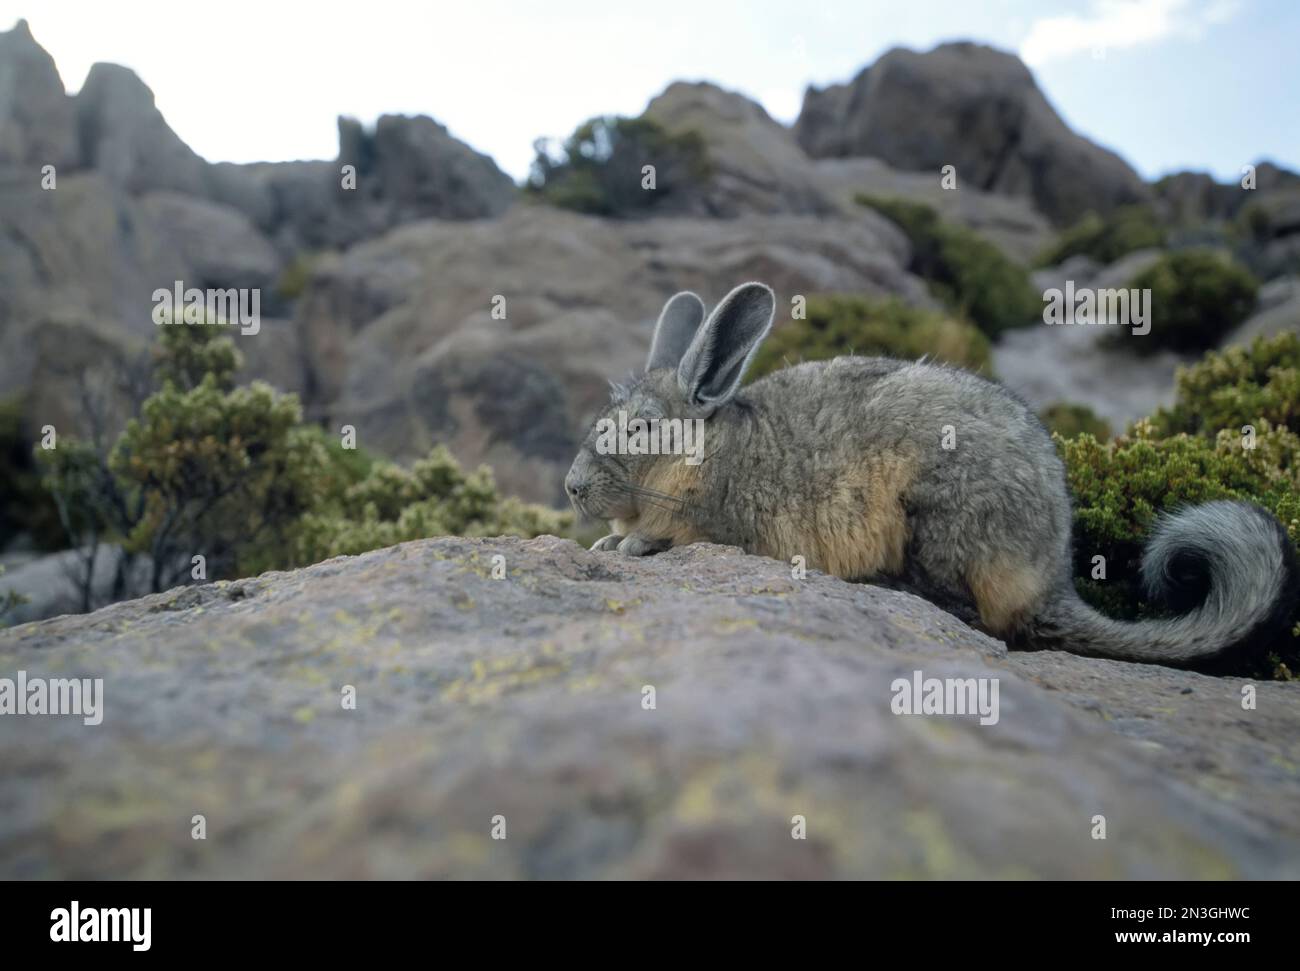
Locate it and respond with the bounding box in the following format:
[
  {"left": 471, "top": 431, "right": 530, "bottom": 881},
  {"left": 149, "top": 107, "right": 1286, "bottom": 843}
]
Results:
[
  {"left": 646, "top": 291, "right": 705, "bottom": 372},
  {"left": 677, "top": 282, "right": 775, "bottom": 410}
]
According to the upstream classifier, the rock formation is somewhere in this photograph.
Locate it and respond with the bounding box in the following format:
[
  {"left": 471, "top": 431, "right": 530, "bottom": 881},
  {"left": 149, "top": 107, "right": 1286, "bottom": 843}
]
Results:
[
  {"left": 795, "top": 42, "right": 1152, "bottom": 226},
  {"left": 2, "top": 536, "right": 1295, "bottom": 878}
]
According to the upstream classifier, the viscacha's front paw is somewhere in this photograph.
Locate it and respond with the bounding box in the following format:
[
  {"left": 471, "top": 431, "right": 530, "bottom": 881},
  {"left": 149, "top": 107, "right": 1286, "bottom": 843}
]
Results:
[
  {"left": 590, "top": 534, "right": 624, "bottom": 552},
  {"left": 616, "top": 535, "right": 669, "bottom": 557}
]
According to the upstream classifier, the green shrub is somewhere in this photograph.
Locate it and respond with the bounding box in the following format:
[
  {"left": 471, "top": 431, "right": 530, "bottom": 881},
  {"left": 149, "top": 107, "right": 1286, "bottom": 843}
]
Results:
[
  {"left": 1117, "top": 249, "right": 1258, "bottom": 354},
  {"left": 1040, "top": 403, "right": 1111, "bottom": 442},
  {"left": 527, "top": 115, "right": 710, "bottom": 217},
  {"left": 1038, "top": 205, "right": 1166, "bottom": 266},
  {"left": 1150, "top": 333, "right": 1300, "bottom": 438},
  {"left": 855, "top": 195, "right": 1039, "bottom": 336},
  {"left": 39, "top": 324, "right": 570, "bottom": 597},
  {"left": 291, "top": 445, "right": 570, "bottom": 564},
  {"left": 746, "top": 295, "right": 992, "bottom": 383}
]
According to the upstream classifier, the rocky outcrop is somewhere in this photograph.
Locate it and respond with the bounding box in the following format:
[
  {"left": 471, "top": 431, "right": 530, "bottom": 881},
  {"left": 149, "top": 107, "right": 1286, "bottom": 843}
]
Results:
[
  {"left": 1223, "top": 276, "right": 1300, "bottom": 346},
  {"left": 1, "top": 535, "right": 1296, "bottom": 879},
  {"left": 137, "top": 191, "right": 282, "bottom": 294},
  {"left": 0, "top": 545, "right": 155, "bottom": 625},
  {"left": 1155, "top": 170, "right": 1240, "bottom": 226},
  {"left": 636, "top": 80, "right": 1052, "bottom": 262},
  {"left": 75, "top": 62, "right": 211, "bottom": 197},
  {"left": 1157, "top": 162, "right": 1300, "bottom": 225},
  {"left": 795, "top": 42, "right": 1151, "bottom": 226},
  {"left": 0, "top": 23, "right": 521, "bottom": 453},
  {"left": 643, "top": 81, "right": 836, "bottom": 217},
  {"left": 0, "top": 167, "right": 298, "bottom": 435},
  {"left": 222, "top": 116, "right": 520, "bottom": 254},
  {"left": 0, "top": 19, "right": 78, "bottom": 170},
  {"left": 343, "top": 114, "right": 516, "bottom": 222}
]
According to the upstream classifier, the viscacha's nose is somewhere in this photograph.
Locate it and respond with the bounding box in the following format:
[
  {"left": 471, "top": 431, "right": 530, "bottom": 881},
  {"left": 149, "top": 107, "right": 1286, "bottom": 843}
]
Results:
[{"left": 564, "top": 468, "right": 587, "bottom": 500}]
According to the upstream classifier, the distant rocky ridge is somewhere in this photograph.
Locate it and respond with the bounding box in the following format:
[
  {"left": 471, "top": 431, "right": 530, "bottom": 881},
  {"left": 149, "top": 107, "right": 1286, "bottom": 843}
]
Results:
[{"left": 0, "top": 18, "right": 1297, "bottom": 516}]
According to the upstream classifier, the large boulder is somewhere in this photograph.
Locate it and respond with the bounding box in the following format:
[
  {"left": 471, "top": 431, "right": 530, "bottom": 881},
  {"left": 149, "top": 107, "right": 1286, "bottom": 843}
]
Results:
[
  {"left": 75, "top": 62, "right": 211, "bottom": 197},
  {"left": 137, "top": 191, "right": 282, "bottom": 293},
  {"left": 1, "top": 535, "right": 1296, "bottom": 878},
  {"left": 0, "top": 545, "right": 154, "bottom": 625},
  {"left": 349, "top": 114, "right": 517, "bottom": 222},
  {"left": 633, "top": 80, "right": 1049, "bottom": 262},
  {"left": 1222, "top": 276, "right": 1300, "bottom": 346},
  {"left": 642, "top": 81, "right": 836, "bottom": 217},
  {"left": 0, "top": 170, "right": 292, "bottom": 440},
  {"left": 795, "top": 42, "right": 1151, "bottom": 226},
  {"left": 0, "top": 170, "right": 183, "bottom": 430},
  {"left": 1154, "top": 170, "right": 1240, "bottom": 226},
  {"left": 0, "top": 19, "right": 78, "bottom": 171},
  {"left": 207, "top": 117, "right": 518, "bottom": 253}
]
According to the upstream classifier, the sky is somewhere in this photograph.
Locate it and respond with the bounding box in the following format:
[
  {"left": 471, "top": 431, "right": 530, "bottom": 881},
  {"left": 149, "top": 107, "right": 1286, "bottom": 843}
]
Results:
[{"left": 3, "top": 0, "right": 1296, "bottom": 184}]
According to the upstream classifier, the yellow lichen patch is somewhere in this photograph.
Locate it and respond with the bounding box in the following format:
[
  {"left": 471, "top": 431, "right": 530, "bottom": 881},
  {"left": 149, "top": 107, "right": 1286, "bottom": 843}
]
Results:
[
  {"left": 565, "top": 674, "right": 606, "bottom": 694},
  {"left": 454, "top": 554, "right": 497, "bottom": 580},
  {"left": 446, "top": 831, "right": 491, "bottom": 867},
  {"left": 655, "top": 754, "right": 883, "bottom": 876},
  {"left": 1194, "top": 774, "right": 1238, "bottom": 803},
  {"left": 714, "top": 617, "right": 758, "bottom": 634},
  {"left": 442, "top": 653, "right": 571, "bottom": 705},
  {"left": 283, "top": 664, "right": 329, "bottom": 685},
  {"left": 901, "top": 809, "right": 961, "bottom": 877},
  {"left": 333, "top": 781, "right": 364, "bottom": 814}
]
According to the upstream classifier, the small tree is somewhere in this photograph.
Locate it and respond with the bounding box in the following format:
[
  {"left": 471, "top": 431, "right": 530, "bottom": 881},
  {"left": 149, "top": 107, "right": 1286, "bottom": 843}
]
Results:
[
  {"left": 39, "top": 323, "right": 570, "bottom": 606},
  {"left": 527, "top": 115, "right": 710, "bottom": 217}
]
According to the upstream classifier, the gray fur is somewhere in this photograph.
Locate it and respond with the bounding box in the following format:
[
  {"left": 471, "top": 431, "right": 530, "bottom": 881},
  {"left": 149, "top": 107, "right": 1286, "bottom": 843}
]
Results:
[
  {"left": 647, "top": 291, "right": 706, "bottom": 372},
  {"left": 1033, "top": 501, "right": 1292, "bottom": 663},
  {"left": 566, "top": 284, "right": 1296, "bottom": 667},
  {"left": 677, "top": 282, "right": 775, "bottom": 410}
]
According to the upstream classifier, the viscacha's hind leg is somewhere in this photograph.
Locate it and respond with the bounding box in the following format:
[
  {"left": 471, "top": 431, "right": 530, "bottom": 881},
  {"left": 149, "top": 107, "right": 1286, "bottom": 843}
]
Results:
[{"left": 966, "top": 554, "right": 1050, "bottom": 639}]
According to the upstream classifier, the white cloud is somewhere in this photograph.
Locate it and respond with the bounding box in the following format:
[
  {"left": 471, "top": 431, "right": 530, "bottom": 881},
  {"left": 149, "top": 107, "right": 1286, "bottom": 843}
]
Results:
[{"left": 1020, "top": 0, "right": 1241, "bottom": 66}]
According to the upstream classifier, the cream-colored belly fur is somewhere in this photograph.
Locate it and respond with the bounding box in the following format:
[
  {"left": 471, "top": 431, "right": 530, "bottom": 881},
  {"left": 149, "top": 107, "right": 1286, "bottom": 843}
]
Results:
[{"left": 625, "top": 451, "right": 919, "bottom": 581}]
